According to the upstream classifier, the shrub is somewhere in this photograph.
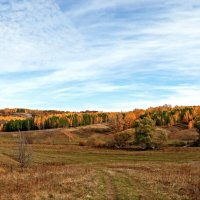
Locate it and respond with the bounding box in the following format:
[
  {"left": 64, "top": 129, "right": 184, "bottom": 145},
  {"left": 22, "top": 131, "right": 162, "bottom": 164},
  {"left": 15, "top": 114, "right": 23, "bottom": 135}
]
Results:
[
  {"left": 85, "top": 135, "right": 105, "bottom": 147},
  {"left": 113, "top": 131, "right": 133, "bottom": 148},
  {"left": 134, "top": 118, "right": 168, "bottom": 149},
  {"left": 134, "top": 117, "right": 155, "bottom": 149},
  {"left": 104, "top": 130, "right": 134, "bottom": 148}
]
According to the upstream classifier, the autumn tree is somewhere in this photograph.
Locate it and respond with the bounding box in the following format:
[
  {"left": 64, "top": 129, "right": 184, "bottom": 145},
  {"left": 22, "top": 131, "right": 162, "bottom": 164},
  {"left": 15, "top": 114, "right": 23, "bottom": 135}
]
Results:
[
  {"left": 109, "top": 113, "right": 124, "bottom": 132},
  {"left": 124, "top": 112, "right": 136, "bottom": 129},
  {"left": 135, "top": 117, "right": 168, "bottom": 149},
  {"left": 134, "top": 117, "right": 155, "bottom": 149}
]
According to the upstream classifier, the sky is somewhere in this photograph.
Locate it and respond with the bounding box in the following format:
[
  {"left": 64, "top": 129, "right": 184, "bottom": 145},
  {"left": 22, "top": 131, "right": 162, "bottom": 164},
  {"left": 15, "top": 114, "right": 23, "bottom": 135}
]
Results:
[{"left": 0, "top": 0, "right": 200, "bottom": 111}]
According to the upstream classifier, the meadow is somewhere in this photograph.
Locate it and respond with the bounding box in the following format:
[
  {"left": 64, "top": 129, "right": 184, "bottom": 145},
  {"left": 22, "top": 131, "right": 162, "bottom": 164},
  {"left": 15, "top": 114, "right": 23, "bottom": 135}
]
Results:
[{"left": 0, "top": 124, "right": 199, "bottom": 200}]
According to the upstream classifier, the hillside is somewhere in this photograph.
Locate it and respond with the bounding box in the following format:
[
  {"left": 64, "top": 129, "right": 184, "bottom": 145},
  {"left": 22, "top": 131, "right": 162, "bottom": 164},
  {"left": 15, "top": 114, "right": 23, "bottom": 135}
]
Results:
[
  {"left": 1, "top": 123, "right": 198, "bottom": 146},
  {"left": 0, "top": 124, "right": 199, "bottom": 199}
]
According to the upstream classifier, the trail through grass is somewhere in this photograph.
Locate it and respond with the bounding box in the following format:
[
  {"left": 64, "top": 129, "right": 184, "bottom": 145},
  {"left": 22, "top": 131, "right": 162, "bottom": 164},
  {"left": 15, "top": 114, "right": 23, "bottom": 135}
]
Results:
[{"left": 0, "top": 126, "right": 199, "bottom": 199}]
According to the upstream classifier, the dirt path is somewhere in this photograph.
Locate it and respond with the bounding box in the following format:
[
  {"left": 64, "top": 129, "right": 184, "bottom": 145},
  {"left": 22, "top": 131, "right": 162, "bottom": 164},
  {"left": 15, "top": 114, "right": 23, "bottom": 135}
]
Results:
[
  {"left": 101, "top": 169, "right": 117, "bottom": 200},
  {"left": 108, "top": 168, "right": 173, "bottom": 200}
]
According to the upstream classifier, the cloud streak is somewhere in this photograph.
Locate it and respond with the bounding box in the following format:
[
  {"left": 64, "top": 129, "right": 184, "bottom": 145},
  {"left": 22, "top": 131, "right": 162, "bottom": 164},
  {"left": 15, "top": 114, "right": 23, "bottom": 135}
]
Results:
[{"left": 0, "top": 0, "right": 200, "bottom": 110}]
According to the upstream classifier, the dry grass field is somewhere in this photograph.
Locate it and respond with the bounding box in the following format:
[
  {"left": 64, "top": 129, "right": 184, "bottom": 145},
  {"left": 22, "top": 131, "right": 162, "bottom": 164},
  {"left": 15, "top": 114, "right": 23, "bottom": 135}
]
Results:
[{"left": 0, "top": 124, "right": 200, "bottom": 200}]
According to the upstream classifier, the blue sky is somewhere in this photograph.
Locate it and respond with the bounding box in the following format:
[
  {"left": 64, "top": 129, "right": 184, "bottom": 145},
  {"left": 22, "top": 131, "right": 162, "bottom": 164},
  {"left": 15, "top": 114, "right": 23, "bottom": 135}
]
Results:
[{"left": 0, "top": 0, "right": 200, "bottom": 111}]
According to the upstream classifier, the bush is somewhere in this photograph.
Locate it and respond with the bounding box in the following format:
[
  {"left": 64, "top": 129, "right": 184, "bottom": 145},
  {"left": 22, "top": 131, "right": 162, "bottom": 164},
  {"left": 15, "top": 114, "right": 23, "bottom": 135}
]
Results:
[
  {"left": 135, "top": 117, "right": 155, "bottom": 149},
  {"left": 135, "top": 118, "right": 167, "bottom": 149},
  {"left": 104, "top": 130, "right": 134, "bottom": 148},
  {"left": 134, "top": 117, "right": 155, "bottom": 134},
  {"left": 85, "top": 135, "right": 105, "bottom": 147},
  {"left": 113, "top": 131, "right": 133, "bottom": 148}
]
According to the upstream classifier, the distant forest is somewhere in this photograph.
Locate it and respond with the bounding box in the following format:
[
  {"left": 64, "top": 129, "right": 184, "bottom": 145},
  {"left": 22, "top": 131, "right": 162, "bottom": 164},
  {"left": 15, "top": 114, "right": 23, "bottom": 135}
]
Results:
[{"left": 1, "top": 105, "right": 200, "bottom": 132}]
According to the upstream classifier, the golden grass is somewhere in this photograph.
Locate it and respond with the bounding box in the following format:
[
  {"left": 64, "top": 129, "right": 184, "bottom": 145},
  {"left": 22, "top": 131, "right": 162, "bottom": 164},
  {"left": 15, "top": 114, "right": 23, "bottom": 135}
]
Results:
[
  {"left": 107, "top": 162, "right": 200, "bottom": 200},
  {"left": 0, "top": 125, "right": 199, "bottom": 199},
  {"left": 0, "top": 161, "right": 199, "bottom": 200},
  {"left": 166, "top": 127, "right": 198, "bottom": 141},
  {"left": 0, "top": 165, "right": 104, "bottom": 200}
]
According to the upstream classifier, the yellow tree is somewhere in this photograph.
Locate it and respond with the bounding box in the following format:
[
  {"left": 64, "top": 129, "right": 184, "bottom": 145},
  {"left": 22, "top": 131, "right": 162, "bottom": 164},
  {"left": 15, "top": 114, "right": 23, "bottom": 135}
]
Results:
[{"left": 124, "top": 112, "right": 136, "bottom": 129}]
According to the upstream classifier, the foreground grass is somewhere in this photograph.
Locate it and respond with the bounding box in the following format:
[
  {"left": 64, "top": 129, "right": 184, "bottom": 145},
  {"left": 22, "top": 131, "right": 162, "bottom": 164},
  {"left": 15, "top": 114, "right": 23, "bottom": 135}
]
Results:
[
  {"left": 0, "top": 160, "right": 199, "bottom": 200},
  {"left": 0, "top": 126, "right": 200, "bottom": 200}
]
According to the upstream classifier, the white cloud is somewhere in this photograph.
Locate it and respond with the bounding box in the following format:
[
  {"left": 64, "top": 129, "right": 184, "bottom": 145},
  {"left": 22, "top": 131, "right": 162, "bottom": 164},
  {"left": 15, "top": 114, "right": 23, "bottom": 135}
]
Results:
[
  {"left": 0, "top": 0, "right": 83, "bottom": 72},
  {"left": 0, "top": 0, "right": 200, "bottom": 110}
]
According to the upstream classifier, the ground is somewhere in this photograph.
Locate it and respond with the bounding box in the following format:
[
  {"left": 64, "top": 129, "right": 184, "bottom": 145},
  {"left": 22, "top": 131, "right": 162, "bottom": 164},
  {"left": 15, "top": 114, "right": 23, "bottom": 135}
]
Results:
[{"left": 0, "top": 124, "right": 199, "bottom": 200}]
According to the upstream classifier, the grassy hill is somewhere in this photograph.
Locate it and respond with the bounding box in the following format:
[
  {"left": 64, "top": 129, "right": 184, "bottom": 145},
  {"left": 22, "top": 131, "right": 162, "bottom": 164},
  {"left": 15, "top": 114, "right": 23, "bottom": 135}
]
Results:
[{"left": 0, "top": 124, "right": 199, "bottom": 199}]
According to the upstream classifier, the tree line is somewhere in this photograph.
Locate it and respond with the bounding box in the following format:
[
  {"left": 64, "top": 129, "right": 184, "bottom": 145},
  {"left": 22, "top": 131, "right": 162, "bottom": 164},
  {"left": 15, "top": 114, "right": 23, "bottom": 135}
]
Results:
[
  {"left": 2, "top": 106, "right": 200, "bottom": 132},
  {"left": 2, "top": 113, "right": 109, "bottom": 132}
]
